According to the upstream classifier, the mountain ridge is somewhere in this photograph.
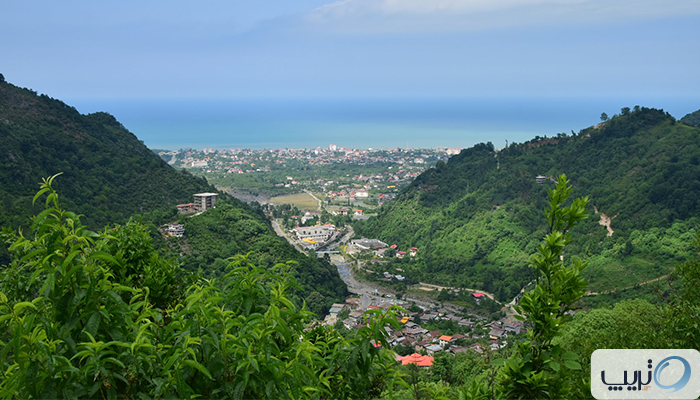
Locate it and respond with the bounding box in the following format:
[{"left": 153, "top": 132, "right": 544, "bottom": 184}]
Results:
[
  {"left": 0, "top": 78, "right": 347, "bottom": 310},
  {"left": 356, "top": 106, "right": 700, "bottom": 301}
]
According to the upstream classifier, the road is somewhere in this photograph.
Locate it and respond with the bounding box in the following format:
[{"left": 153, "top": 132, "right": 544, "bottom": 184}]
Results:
[
  {"left": 303, "top": 189, "right": 323, "bottom": 212},
  {"left": 330, "top": 254, "right": 472, "bottom": 315},
  {"left": 271, "top": 220, "right": 304, "bottom": 253}
]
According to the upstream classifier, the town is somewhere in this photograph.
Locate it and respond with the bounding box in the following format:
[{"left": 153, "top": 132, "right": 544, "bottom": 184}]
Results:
[
  {"left": 161, "top": 189, "right": 525, "bottom": 370},
  {"left": 157, "top": 145, "right": 461, "bottom": 202}
]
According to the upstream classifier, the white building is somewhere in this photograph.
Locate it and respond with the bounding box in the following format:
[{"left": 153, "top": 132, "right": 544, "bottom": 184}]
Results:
[
  {"left": 166, "top": 224, "right": 185, "bottom": 238},
  {"left": 292, "top": 225, "right": 335, "bottom": 242}
]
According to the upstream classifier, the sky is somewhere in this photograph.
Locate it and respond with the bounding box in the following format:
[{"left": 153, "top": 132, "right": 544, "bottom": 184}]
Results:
[{"left": 2, "top": 0, "right": 700, "bottom": 101}]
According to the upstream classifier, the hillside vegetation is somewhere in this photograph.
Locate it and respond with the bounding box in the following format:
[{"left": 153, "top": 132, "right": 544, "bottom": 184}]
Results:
[
  {"left": 0, "top": 79, "right": 346, "bottom": 308},
  {"left": 356, "top": 107, "right": 700, "bottom": 301},
  {"left": 681, "top": 107, "right": 700, "bottom": 127},
  {"left": 0, "top": 81, "right": 214, "bottom": 231}
]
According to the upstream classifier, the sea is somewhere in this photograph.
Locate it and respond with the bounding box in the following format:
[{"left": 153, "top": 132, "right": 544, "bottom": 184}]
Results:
[{"left": 67, "top": 97, "right": 700, "bottom": 151}]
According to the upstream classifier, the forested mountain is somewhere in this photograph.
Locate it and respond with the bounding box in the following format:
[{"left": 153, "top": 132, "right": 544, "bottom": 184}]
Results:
[
  {"left": 0, "top": 80, "right": 212, "bottom": 230},
  {"left": 356, "top": 107, "right": 700, "bottom": 301},
  {"left": 0, "top": 78, "right": 347, "bottom": 308},
  {"left": 681, "top": 107, "right": 700, "bottom": 127}
]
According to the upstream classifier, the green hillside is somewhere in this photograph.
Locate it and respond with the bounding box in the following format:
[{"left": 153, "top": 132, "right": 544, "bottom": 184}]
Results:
[
  {"left": 0, "top": 81, "right": 213, "bottom": 230},
  {"left": 681, "top": 107, "right": 700, "bottom": 127},
  {"left": 0, "top": 79, "right": 347, "bottom": 309},
  {"left": 356, "top": 107, "right": 700, "bottom": 301}
]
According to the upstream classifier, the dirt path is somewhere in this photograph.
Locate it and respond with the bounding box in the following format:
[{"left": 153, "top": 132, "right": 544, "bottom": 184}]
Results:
[
  {"left": 303, "top": 189, "right": 323, "bottom": 212},
  {"left": 593, "top": 205, "right": 616, "bottom": 237},
  {"left": 585, "top": 274, "right": 670, "bottom": 296}
]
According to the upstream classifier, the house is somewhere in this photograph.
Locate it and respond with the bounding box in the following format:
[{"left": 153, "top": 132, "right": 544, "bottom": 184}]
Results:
[
  {"left": 166, "top": 223, "right": 185, "bottom": 237},
  {"left": 193, "top": 192, "right": 218, "bottom": 212},
  {"left": 489, "top": 327, "right": 506, "bottom": 339},
  {"left": 536, "top": 175, "right": 547, "bottom": 184},
  {"left": 427, "top": 330, "right": 441, "bottom": 341},
  {"left": 415, "top": 340, "right": 432, "bottom": 352},
  {"left": 397, "top": 353, "right": 434, "bottom": 367},
  {"left": 425, "top": 344, "right": 443, "bottom": 355},
  {"left": 338, "top": 207, "right": 350, "bottom": 216},
  {"left": 472, "top": 292, "right": 486, "bottom": 304},
  {"left": 351, "top": 238, "right": 387, "bottom": 250},
  {"left": 409, "top": 247, "right": 418, "bottom": 256},
  {"left": 355, "top": 189, "right": 369, "bottom": 198},
  {"left": 469, "top": 343, "right": 484, "bottom": 354},
  {"left": 503, "top": 322, "right": 523, "bottom": 335},
  {"left": 450, "top": 334, "right": 466, "bottom": 343},
  {"left": 438, "top": 335, "right": 452, "bottom": 347},
  {"left": 176, "top": 203, "right": 196, "bottom": 214},
  {"left": 458, "top": 319, "right": 475, "bottom": 328},
  {"left": 405, "top": 327, "right": 428, "bottom": 338},
  {"left": 354, "top": 209, "right": 363, "bottom": 216},
  {"left": 489, "top": 339, "right": 506, "bottom": 351},
  {"left": 301, "top": 212, "right": 314, "bottom": 224},
  {"left": 345, "top": 298, "right": 360, "bottom": 308},
  {"left": 343, "top": 317, "right": 358, "bottom": 330},
  {"left": 396, "top": 251, "right": 407, "bottom": 258}
]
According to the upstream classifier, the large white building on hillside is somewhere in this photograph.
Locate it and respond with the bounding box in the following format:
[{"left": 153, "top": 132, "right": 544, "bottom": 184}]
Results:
[{"left": 194, "top": 193, "right": 218, "bottom": 212}]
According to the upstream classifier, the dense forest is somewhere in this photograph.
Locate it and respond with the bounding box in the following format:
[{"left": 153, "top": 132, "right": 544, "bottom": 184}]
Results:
[
  {"left": 0, "top": 81, "right": 214, "bottom": 231},
  {"left": 356, "top": 107, "right": 700, "bottom": 301},
  {"left": 680, "top": 108, "right": 700, "bottom": 127},
  {"left": 0, "top": 79, "right": 347, "bottom": 309}
]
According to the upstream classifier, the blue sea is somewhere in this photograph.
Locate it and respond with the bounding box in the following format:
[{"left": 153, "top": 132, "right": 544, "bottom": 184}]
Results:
[{"left": 68, "top": 97, "right": 700, "bottom": 150}]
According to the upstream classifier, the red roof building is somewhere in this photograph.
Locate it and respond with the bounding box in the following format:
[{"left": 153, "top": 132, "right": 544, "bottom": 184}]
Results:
[{"left": 397, "top": 353, "right": 434, "bottom": 367}]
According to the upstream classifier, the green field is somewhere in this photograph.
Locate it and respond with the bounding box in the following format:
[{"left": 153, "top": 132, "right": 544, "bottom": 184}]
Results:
[{"left": 269, "top": 193, "right": 319, "bottom": 211}]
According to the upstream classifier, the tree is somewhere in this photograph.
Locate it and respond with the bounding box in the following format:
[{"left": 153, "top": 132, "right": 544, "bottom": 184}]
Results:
[
  {"left": 0, "top": 176, "right": 407, "bottom": 399},
  {"left": 495, "top": 175, "right": 589, "bottom": 399},
  {"left": 0, "top": 73, "right": 5, "bottom": 83},
  {"left": 621, "top": 106, "right": 631, "bottom": 115},
  {"left": 600, "top": 112, "right": 609, "bottom": 122}
]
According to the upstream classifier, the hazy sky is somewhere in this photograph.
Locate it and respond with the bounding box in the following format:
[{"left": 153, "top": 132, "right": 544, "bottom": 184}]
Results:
[{"left": 2, "top": 0, "right": 699, "bottom": 100}]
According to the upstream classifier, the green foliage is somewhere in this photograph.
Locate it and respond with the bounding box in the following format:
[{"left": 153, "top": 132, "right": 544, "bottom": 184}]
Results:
[
  {"left": 0, "top": 81, "right": 213, "bottom": 248},
  {"left": 179, "top": 200, "right": 348, "bottom": 310},
  {"left": 658, "top": 233, "right": 700, "bottom": 349},
  {"left": 357, "top": 107, "right": 700, "bottom": 300},
  {"left": 680, "top": 108, "right": 700, "bottom": 127},
  {"left": 0, "top": 176, "right": 405, "bottom": 399},
  {"left": 0, "top": 79, "right": 349, "bottom": 307},
  {"left": 495, "top": 175, "right": 588, "bottom": 399},
  {"left": 98, "top": 221, "right": 184, "bottom": 308}
]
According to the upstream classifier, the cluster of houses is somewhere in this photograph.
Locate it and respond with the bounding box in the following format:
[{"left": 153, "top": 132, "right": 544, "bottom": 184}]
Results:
[
  {"left": 337, "top": 207, "right": 365, "bottom": 217},
  {"left": 348, "top": 239, "right": 419, "bottom": 259},
  {"left": 320, "top": 297, "right": 525, "bottom": 368},
  {"left": 163, "top": 193, "right": 220, "bottom": 238},
  {"left": 390, "top": 244, "right": 418, "bottom": 259}
]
